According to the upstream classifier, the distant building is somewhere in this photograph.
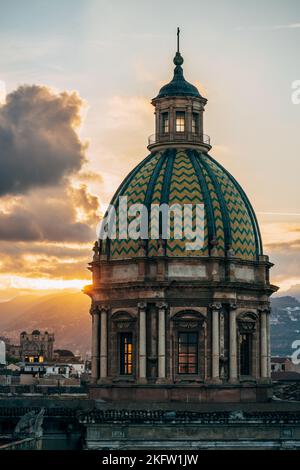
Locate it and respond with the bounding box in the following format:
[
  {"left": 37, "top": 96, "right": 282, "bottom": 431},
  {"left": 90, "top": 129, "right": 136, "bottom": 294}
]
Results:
[
  {"left": 53, "top": 349, "right": 75, "bottom": 362},
  {"left": 6, "top": 363, "right": 21, "bottom": 372},
  {"left": 45, "top": 364, "right": 71, "bottom": 378},
  {"left": 271, "top": 356, "right": 300, "bottom": 375},
  {"left": 271, "top": 357, "right": 291, "bottom": 372},
  {"left": 20, "top": 330, "right": 55, "bottom": 362},
  {"left": 6, "top": 344, "right": 21, "bottom": 359},
  {"left": 0, "top": 336, "right": 20, "bottom": 360},
  {"left": 0, "top": 341, "right": 5, "bottom": 365}
]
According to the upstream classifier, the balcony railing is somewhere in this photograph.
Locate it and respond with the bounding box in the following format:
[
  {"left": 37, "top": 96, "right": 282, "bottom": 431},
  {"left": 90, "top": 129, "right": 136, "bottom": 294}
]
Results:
[{"left": 148, "top": 132, "right": 211, "bottom": 147}]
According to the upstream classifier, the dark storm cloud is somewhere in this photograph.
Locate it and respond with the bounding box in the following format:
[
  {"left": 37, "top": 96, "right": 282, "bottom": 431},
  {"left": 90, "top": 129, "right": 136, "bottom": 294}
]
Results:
[
  {"left": 0, "top": 185, "right": 99, "bottom": 243},
  {"left": 0, "top": 85, "right": 86, "bottom": 196}
]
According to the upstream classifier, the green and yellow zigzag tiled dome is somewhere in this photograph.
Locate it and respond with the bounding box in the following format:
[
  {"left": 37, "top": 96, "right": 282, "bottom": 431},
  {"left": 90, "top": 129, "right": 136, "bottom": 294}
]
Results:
[
  {"left": 101, "top": 148, "right": 262, "bottom": 261},
  {"left": 99, "top": 39, "right": 262, "bottom": 262}
]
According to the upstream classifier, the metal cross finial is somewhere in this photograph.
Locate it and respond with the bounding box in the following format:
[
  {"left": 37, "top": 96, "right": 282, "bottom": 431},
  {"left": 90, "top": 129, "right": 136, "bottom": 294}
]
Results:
[{"left": 177, "top": 27, "right": 180, "bottom": 53}]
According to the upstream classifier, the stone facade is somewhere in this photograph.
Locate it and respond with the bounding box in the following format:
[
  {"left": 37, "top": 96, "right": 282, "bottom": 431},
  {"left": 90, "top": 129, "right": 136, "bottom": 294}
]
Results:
[
  {"left": 86, "top": 254, "right": 276, "bottom": 402},
  {"left": 80, "top": 407, "right": 300, "bottom": 450},
  {"left": 20, "top": 331, "right": 54, "bottom": 361}
]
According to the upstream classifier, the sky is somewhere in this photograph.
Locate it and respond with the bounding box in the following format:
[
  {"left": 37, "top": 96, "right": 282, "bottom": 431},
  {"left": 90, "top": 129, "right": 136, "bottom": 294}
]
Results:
[{"left": 0, "top": 0, "right": 299, "bottom": 299}]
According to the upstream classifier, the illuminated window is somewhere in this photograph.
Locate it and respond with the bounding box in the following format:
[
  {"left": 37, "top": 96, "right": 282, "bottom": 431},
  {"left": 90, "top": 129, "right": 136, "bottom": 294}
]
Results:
[
  {"left": 161, "top": 112, "right": 169, "bottom": 134},
  {"left": 178, "top": 332, "right": 198, "bottom": 374},
  {"left": 192, "top": 113, "right": 199, "bottom": 134},
  {"left": 119, "top": 333, "right": 133, "bottom": 375},
  {"left": 176, "top": 111, "right": 185, "bottom": 132},
  {"left": 38, "top": 356, "right": 44, "bottom": 363},
  {"left": 29, "top": 356, "right": 34, "bottom": 363},
  {"left": 240, "top": 333, "right": 252, "bottom": 375}
]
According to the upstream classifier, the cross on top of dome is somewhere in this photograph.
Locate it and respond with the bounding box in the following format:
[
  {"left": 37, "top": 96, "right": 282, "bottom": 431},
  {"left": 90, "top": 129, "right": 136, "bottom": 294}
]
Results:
[
  {"left": 154, "top": 27, "right": 203, "bottom": 100},
  {"left": 149, "top": 28, "right": 209, "bottom": 152}
]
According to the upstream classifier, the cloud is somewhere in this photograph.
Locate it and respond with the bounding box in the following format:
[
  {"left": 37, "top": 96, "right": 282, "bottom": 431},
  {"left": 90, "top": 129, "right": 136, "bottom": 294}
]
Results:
[
  {"left": 264, "top": 235, "right": 300, "bottom": 290},
  {"left": 69, "top": 184, "right": 101, "bottom": 224},
  {"left": 0, "top": 83, "right": 105, "bottom": 291},
  {"left": 265, "top": 239, "right": 300, "bottom": 251},
  {"left": 236, "top": 23, "right": 300, "bottom": 32},
  {"left": 258, "top": 212, "right": 300, "bottom": 217},
  {"left": 75, "top": 171, "right": 103, "bottom": 184},
  {"left": 104, "top": 95, "right": 152, "bottom": 131},
  {"left": 0, "top": 85, "right": 87, "bottom": 196},
  {"left": 0, "top": 80, "right": 6, "bottom": 104},
  {"left": 0, "top": 183, "right": 100, "bottom": 243}
]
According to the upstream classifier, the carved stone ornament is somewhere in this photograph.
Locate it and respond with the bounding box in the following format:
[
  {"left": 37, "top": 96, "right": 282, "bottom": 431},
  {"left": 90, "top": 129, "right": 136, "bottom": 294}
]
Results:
[
  {"left": 90, "top": 305, "right": 99, "bottom": 316},
  {"left": 209, "top": 302, "right": 222, "bottom": 311},
  {"left": 175, "top": 321, "right": 199, "bottom": 329},
  {"left": 258, "top": 305, "right": 271, "bottom": 315},
  {"left": 92, "top": 240, "right": 99, "bottom": 261},
  {"left": 99, "top": 305, "right": 110, "bottom": 313},
  {"left": 156, "top": 302, "right": 168, "bottom": 310},
  {"left": 238, "top": 321, "right": 256, "bottom": 333},
  {"left": 137, "top": 302, "right": 147, "bottom": 311},
  {"left": 116, "top": 321, "right": 132, "bottom": 330}
]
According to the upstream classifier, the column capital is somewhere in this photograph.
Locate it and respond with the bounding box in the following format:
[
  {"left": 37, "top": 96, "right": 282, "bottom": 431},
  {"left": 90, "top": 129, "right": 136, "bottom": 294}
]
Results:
[
  {"left": 99, "top": 305, "right": 110, "bottom": 313},
  {"left": 258, "top": 305, "right": 271, "bottom": 315},
  {"left": 209, "top": 302, "right": 222, "bottom": 311},
  {"left": 90, "top": 305, "right": 100, "bottom": 316},
  {"left": 156, "top": 301, "right": 168, "bottom": 310},
  {"left": 229, "top": 303, "right": 238, "bottom": 310},
  {"left": 137, "top": 302, "right": 147, "bottom": 311}
]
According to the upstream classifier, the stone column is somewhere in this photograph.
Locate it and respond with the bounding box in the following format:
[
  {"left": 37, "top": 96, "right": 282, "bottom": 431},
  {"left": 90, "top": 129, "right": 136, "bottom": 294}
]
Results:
[
  {"left": 229, "top": 303, "right": 238, "bottom": 382},
  {"left": 267, "top": 312, "right": 271, "bottom": 378},
  {"left": 169, "top": 105, "right": 174, "bottom": 140},
  {"left": 138, "top": 302, "right": 147, "bottom": 383},
  {"left": 210, "top": 303, "right": 222, "bottom": 382},
  {"left": 155, "top": 108, "right": 159, "bottom": 140},
  {"left": 187, "top": 104, "right": 192, "bottom": 141},
  {"left": 91, "top": 306, "right": 99, "bottom": 382},
  {"left": 157, "top": 302, "right": 168, "bottom": 381},
  {"left": 199, "top": 109, "right": 204, "bottom": 137},
  {"left": 260, "top": 309, "right": 268, "bottom": 379},
  {"left": 99, "top": 306, "right": 109, "bottom": 381}
]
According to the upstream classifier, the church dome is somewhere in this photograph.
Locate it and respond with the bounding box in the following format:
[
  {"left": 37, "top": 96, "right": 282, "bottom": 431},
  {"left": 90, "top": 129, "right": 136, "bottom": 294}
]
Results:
[
  {"left": 88, "top": 31, "right": 276, "bottom": 403},
  {"left": 98, "top": 31, "right": 263, "bottom": 264},
  {"left": 103, "top": 148, "right": 262, "bottom": 261}
]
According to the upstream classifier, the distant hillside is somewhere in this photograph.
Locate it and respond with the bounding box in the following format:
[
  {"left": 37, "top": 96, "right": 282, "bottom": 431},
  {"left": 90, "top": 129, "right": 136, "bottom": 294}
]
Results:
[
  {"left": 0, "top": 292, "right": 91, "bottom": 356},
  {"left": 270, "top": 296, "right": 300, "bottom": 357},
  {"left": 280, "top": 285, "right": 300, "bottom": 301}
]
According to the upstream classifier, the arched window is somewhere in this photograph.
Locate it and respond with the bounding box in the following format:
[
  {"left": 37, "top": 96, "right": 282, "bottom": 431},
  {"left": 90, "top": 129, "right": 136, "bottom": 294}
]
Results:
[
  {"left": 178, "top": 332, "right": 198, "bottom": 374},
  {"left": 171, "top": 310, "right": 206, "bottom": 380},
  {"left": 110, "top": 310, "right": 137, "bottom": 379},
  {"left": 238, "top": 312, "right": 257, "bottom": 377},
  {"left": 119, "top": 332, "right": 133, "bottom": 375},
  {"left": 192, "top": 113, "right": 199, "bottom": 134},
  {"left": 161, "top": 112, "right": 169, "bottom": 134},
  {"left": 176, "top": 111, "right": 185, "bottom": 132},
  {"left": 239, "top": 332, "right": 252, "bottom": 376}
]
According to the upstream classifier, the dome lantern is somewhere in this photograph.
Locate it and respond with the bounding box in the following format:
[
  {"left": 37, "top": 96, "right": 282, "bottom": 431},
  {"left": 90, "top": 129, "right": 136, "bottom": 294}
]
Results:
[{"left": 148, "top": 28, "right": 211, "bottom": 152}]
